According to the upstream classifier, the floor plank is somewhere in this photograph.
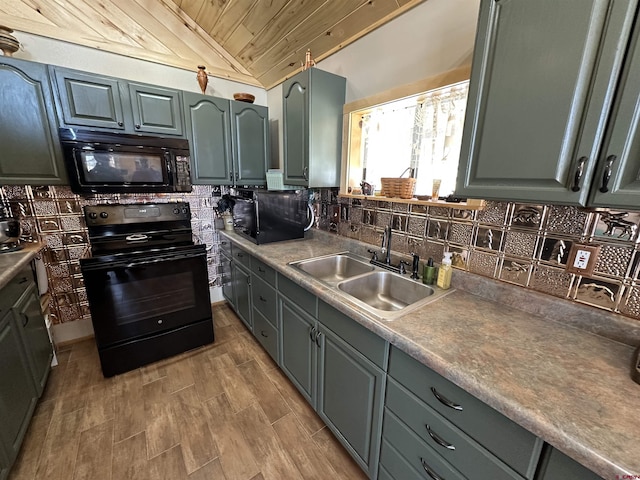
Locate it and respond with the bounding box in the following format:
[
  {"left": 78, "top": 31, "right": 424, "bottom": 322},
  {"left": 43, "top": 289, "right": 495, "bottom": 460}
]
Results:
[
  {"left": 113, "top": 370, "right": 145, "bottom": 443},
  {"left": 72, "top": 420, "right": 114, "bottom": 480},
  {"left": 112, "top": 432, "right": 149, "bottom": 480}
]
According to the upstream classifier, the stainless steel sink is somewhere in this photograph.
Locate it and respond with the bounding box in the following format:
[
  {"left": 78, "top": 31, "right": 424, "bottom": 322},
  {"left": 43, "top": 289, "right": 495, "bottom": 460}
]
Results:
[
  {"left": 338, "top": 271, "right": 434, "bottom": 312},
  {"left": 289, "top": 252, "right": 455, "bottom": 320},
  {"left": 289, "top": 253, "right": 374, "bottom": 284}
]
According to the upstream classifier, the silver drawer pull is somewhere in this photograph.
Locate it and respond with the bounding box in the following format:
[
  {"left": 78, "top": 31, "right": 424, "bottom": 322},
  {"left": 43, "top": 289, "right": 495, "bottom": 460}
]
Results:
[
  {"left": 259, "top": 295, "right": 267, "bottom": 302},
  {"left": 420, "top": 457, "right": 445, "bottom": 480},
  {"left": 260, "top": 330, "right": 268, "bottom": 338},
  {"left": 426, "top": 424, "right": 455, "bottom": 450},
  {"left": 431, "top": 387, "right": 463, "bottom": 411}
]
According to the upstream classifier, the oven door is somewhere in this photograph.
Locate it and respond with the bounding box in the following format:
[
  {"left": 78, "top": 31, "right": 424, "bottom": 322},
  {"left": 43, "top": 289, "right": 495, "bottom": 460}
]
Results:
[{"left": 80, "top": 245, "right": 211, "bottom": 348}]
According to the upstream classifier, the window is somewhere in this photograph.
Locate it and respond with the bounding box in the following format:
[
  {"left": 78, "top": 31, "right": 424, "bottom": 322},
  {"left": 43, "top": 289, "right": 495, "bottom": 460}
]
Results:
[{"left": 345, "top": 79, "right": 469, "bottom": 199}]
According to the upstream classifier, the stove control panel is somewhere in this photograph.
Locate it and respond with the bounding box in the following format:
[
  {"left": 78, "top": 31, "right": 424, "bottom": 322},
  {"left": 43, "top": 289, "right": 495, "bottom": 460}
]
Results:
[{"left": 84, "top": 202, "right": 191, "bottom": 226}]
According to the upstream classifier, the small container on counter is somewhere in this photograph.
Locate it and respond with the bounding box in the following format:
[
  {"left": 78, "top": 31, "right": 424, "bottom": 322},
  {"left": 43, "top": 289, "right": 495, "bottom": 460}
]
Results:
[
  {"left": 436, "top": 252, "right": 452, "bottom": 289},
  {"left": 423, "top": 257, "right": 437, "bottom": 285}
]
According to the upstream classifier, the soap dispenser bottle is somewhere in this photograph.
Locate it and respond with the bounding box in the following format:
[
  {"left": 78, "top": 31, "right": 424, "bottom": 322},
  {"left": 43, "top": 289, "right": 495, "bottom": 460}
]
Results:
[{"left": 437, "top": 252, "right": 453, "bottom": 289}]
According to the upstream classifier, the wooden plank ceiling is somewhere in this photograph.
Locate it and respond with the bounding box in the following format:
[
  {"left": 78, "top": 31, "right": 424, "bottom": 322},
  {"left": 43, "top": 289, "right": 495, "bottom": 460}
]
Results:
[{"left": 0, "top": 0, "right": 425, "bottom": 89}]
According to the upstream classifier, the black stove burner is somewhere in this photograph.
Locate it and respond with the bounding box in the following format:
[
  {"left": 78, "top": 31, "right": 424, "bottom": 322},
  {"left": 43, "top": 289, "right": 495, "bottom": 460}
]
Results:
[{"left": 0, "top": 243, "right": 23, "bottom": 253}]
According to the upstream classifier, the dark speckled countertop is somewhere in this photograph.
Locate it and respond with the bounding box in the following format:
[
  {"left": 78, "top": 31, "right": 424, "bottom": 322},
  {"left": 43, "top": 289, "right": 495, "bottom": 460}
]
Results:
[
  {"left": 221, "top": 229, "right": 640, "bottom": 479},
  {"left": 0, "top": 242, "right": 45, "bottom": 290}
]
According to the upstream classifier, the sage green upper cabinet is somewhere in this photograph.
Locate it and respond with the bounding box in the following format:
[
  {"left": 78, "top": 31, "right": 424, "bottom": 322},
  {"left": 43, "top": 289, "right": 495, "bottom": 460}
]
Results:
[
  {"left": 51, "top": 67, "right": 184, "bottom": 136},
  {"left": 128, "top": 83, "right": 183, "bottom": 136},
  {"left": 51, "top": 68, "right": 126, "bottom": 130},
  {"left": 589, "top": 24, "right": 640, "bottom": 208},
  {"left": 230, "top": 101, "right": 269, "bottom": 186},
  {"left": 0, "top": 57, "right": 67, "bottom": 185},
  {"left": 184, "top": 92, "right": 233, "bottom": 184},
  {"left": 456, "top": 0, "right": 639, "bottom": 206},
  {"left": 282, "top": 68, "right": 346, "bottom": 188},
  {"left": 185, "top": 93, "right": 269, "bottom": 186}
]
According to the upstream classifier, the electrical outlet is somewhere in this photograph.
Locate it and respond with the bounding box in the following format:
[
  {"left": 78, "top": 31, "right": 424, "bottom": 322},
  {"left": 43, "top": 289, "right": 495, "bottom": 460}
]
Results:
[{"left": 565, "top": 243, "right": 601, "bottom": 276}]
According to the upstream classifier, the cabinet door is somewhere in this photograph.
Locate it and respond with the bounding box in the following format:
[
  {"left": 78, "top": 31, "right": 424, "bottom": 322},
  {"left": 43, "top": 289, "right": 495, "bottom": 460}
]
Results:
[
  {"left": 283, "top": 72, "right": 310, "bottom": 186},
  {"left": 0, "top": 311, "right": 37, "bottom": 466},
  {"left": 51, "top": 67, "right": 126, "bottom": 130},
  {"left": 233, "top": 263, "right": 252, "bottom": 330},
  {"left": 456, "top": 0, "right": 638, "bottom": 205},
  {"left": 128, "top": 83, "right": 183, "bottom": 136},
  {"left": 317, "top": 325, "right": 384, "bottom": 477},
  {"left": 13, "top": 283, "right": 52, "bottom": 396},
  {"left": 589, "top": 23, "right": 640, "bottom": 209},
  {"left": 184, "top": 92, "right": 233, "bottom": 185},
  {"left": 221, "top": 253, "right": 234, "bottom": 306},
  {"left": 279, "top": 297, "right": 316, "bottom": 405},
  {"left": 537, "top": 446, "right": 602, "bottom": 480},
  {"left": 0, "top": 59, "right": 67, "bottom": 185},
  {"left": 230, "top": 101, "right": 269, "bottom": 186}
]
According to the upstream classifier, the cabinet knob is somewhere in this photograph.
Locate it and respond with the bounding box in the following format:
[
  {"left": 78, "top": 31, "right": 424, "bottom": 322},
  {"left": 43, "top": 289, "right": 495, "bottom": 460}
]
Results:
[
  {"left": 302, "top": 166, "right": 309, "bottom": 181},
  {"left": 570, "top": 156, "right": 587, "bottom": 192},
  {"left": 117, "top": 121, "right": 123, "bottom": 127},
  {"left": 135, "top": 124, "right": 141, "bottom": 129},
  {"left": 599, "top": 154, "right": 617, "bottom": 193},
  {"left": 260, "top": 330, "right": 268, "bottom": 338}
]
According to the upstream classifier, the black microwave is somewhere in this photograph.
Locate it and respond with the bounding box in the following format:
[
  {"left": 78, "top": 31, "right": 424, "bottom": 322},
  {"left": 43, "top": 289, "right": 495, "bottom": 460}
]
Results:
[
  {"left": 231, "top": 189, "right": 309, "bottom": 244},
  {"left": 59, "top": 128, "right": 192, "bottom": 195}
]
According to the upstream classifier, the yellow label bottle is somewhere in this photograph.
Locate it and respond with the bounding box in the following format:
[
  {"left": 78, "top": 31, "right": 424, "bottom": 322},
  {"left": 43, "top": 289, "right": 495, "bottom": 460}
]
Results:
[{"left": 436, "top": 252, "right": 452, "bottom": 289}]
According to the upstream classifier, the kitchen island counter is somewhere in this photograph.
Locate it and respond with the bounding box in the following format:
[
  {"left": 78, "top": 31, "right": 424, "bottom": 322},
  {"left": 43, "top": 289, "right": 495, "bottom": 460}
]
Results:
[{"left": 220, "top": 229, "right": 640, "bottom": 479}]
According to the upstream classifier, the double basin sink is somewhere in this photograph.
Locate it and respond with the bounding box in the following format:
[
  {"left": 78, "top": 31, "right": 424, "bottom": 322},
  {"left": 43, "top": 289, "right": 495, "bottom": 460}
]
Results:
[{"left": 289, "top": 252, "right": 454, "bottom": 320}]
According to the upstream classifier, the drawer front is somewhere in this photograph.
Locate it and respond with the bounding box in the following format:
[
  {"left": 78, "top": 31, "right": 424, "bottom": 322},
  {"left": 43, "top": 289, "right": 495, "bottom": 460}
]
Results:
[
  {"left": 233, "top": 246, "right": 251, "bottom": 268},
  {"left": 251, "top": 257, "right": 276, "bottom": 286},
  {"left": 389, "top": 347, "right": 540, "bottom": 476},
  {"left": 251, "top": 276, "right": 277, "bottom": 326},
  {"left": 379, "top": 439, "right": 424, "bottom": 480},
  {"left": 318, "top": 300, "right": 387, "bottom": 369},
  {"left": 386, "top": 379, "right": 523, "bottom": 480},
  {"left": 220, "top": 239, "right": 232, "bottom": 257},
  {"left": 382, "top": 409, "right": 466, "bottom": 480},
  {"left": 278, "top": 275, "right": 317, "bottom": 317},
  {"left": 253, "top": 309, "right": 278, "bottom": 363}
]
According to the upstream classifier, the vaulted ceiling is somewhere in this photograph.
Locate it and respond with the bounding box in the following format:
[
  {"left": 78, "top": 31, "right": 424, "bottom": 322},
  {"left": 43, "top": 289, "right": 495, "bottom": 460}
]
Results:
[{"left": 0, "top": 0, "right": 425, "bottom": 89}]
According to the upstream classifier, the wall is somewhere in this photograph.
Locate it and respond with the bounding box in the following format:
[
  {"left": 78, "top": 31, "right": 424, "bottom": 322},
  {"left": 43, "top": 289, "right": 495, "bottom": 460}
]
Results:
[{"left": 266, "top": 0, "right": 481, "bottom": 168}]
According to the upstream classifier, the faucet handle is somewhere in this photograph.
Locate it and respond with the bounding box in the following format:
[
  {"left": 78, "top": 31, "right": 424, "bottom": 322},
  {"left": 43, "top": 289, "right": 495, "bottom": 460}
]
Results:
[
  {"left": 410, "top": 253, "right": 420, "bottom": 279},
  {"left": 367, "top": 249, "right": 379, "bottom": 262},
  {"left": 399, "top": 260, "right": 410, "bottom": 275}
]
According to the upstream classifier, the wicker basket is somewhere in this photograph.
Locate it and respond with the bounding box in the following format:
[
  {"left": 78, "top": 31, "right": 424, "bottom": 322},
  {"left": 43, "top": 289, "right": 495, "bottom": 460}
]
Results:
[{"left": 380, "top": 177, "right": 416, "bottom": 199}]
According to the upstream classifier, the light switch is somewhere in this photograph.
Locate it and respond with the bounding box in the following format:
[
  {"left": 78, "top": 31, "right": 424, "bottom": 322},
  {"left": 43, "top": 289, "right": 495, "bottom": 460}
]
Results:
[{"left": 565, "top": 243, "right": 601, "bottom": 276}]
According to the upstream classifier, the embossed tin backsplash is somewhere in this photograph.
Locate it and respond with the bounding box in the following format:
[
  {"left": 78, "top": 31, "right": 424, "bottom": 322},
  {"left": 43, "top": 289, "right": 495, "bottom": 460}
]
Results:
[
  {"left": 0, "top": 184, "right": 222, "bottom": 326},
  {"left": 3, "top": 182, "right": 640, "bottom": 326},
  {"left": 312, "top": 191, "right": 640, "bottom": 322}
]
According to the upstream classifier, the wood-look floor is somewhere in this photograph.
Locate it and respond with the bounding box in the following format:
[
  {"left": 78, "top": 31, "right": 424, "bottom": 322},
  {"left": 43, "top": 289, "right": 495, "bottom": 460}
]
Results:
[{"left": 9, "top": 304, "right": 367, "bottom": 480}]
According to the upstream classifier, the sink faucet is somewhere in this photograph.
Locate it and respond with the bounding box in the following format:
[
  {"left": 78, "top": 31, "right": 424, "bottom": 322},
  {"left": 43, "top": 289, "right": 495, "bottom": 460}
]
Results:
[{"left": 383, "top": 226, "right": 392, "bottom": 265}]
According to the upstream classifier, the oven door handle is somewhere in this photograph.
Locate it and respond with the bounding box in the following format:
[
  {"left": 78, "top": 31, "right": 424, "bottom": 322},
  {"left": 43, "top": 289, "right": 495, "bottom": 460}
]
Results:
[{"left": 125, "top": 234, "right": 149, "bottom": 242}]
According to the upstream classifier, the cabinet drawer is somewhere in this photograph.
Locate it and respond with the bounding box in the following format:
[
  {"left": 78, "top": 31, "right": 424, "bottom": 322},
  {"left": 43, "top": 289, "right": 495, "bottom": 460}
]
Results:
[
  {"left": 253, "top": 308, "right": 278, "bottom": 363},
  {"left": 251, "top": 257, "right": 276, "bottom": 285},
  {"left": 386, "top": 378, "right": 523, "bottom": 480},
  {"left": 233, "top": 247, "right": 251, "bottom": 268},
  {"left": 389, "top": 347, "right": 540, "bottom": 477},
  {"left": 220, "top": 239, "right": 232, "bottom": 257},
  {"left": 382, "top": 409, "right": 466, "bottom": 480},
  {"left": 278, "top": 275, "right": 317, "bottom": 317},
  {"left": 379, "top": 438, "right": 424, "bottom": 480},
  {"left": 251, "top": 276, "right": 277, "bottom": 326},
  {"left": 377, "top": 464, "right": 395, "bottom": 480},
  {"left": 318, "top": 300, "right": 387, "bottom": 369}
]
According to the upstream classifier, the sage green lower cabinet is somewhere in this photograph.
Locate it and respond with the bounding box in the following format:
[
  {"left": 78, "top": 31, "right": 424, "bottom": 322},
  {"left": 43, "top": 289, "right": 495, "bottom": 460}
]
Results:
[
  {"left": 221, "top": 251, "right": 234, "bottom": 307},
  {"left": 232, "top": 261, "right": 252, "bottom": 331},
  {"left": 12, "top": 283, "right": 53, "bottom": 396},
  {"left": 385, "top": 346, "right": 543, "bottom": 480},
  {"left": 280, "top": 295, "right": 316, "bottom": 404},
  {"left": 536, "top": 446, "right": 603, "bottom": 480},
  {"left": 0, "top": 57, "right": 67, "bottom": 185},
  {"left": 316, "top": 314, "right": 385, "bottom": 478},
  {"left": 0, "top": 310, "right": 38, "bottom": 476},
  {"left": 278, "top": 277, "right": 385, "bottom": 479}
]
